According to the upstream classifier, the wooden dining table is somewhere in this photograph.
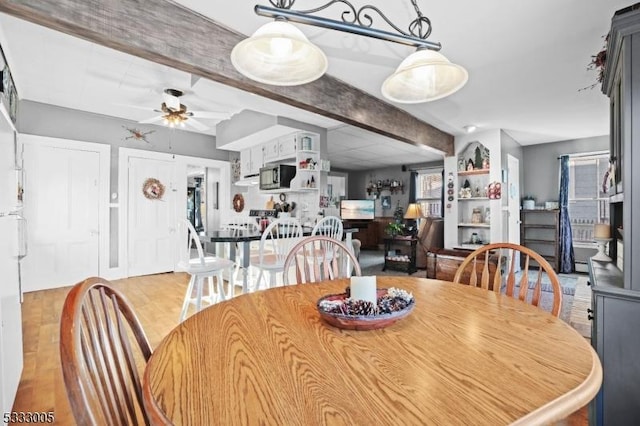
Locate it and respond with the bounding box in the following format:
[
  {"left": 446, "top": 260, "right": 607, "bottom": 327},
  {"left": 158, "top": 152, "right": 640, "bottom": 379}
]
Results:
[{"left": 142, "top": 276, "right": 602, "bottom": 425}]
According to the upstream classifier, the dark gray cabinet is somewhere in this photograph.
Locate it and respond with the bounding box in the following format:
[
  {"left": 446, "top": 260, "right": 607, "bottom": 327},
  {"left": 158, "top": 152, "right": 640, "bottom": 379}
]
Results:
[
  {"left": 589, "top": 4, "right": 640, "bottom": 425},
  {"left": 588, "top": 260, "right": 640, "bottom": 425}
]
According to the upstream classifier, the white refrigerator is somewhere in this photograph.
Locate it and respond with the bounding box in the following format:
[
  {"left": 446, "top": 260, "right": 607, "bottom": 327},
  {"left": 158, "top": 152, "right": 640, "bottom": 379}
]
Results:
[{"left": 0, "top": 101, "right": 24, "bottom": 414}]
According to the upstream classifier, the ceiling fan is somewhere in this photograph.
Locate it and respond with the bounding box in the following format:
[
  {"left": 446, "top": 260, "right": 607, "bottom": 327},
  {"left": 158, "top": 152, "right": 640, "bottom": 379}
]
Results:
[{"left": 139, "top": 88, "right": 231, "bottom": 131}]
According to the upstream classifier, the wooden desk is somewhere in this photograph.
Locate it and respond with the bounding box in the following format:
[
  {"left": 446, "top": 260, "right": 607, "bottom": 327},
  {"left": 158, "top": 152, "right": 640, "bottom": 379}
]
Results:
[{"left": 143, "top": 277, "right": 601, "bottom": 425}]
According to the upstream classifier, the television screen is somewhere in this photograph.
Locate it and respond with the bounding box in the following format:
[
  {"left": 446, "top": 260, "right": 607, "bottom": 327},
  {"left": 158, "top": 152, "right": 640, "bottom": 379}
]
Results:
[{"left": 340, "top": 199, "right": 375, "bottom": 220}]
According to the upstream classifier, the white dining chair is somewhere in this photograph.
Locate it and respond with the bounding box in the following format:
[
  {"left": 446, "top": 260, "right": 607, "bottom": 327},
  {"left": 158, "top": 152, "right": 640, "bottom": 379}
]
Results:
[
  {"left": 312, "top": 215, "right": 344, "bottom": 240},
  {"left": 250, "top": 217, "right": 303, "bottom": 290},
  {"left": 177, "top": 219, "right": 235, "bottom": 322}
]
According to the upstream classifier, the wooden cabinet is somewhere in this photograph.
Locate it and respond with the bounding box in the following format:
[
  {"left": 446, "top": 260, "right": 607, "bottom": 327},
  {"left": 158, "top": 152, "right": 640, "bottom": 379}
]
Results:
[
  {"left": 520, "top": 209, "right": 559, "bottom": 271},
  {"left": 346, "top": 220, "right": 378, "bottom": 250}
]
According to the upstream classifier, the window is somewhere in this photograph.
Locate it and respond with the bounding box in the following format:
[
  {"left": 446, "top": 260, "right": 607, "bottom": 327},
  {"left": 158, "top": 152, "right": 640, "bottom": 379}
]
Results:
[
  {"left": 567, "top": 153, "right": 609, "bottom": 245},
  {"left": 416, "top": 169, "right": 443, "bottom": 217}
]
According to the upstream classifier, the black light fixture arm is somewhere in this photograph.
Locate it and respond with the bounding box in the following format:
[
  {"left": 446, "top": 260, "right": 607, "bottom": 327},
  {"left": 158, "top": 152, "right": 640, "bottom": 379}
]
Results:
[{"left": 258, "top": 0, "right": 441, "bottom": 50}]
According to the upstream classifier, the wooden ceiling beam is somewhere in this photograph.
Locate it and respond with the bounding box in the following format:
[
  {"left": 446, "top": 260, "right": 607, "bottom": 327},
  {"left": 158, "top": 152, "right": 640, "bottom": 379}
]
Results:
[{"left": 0, "top": 0, "right": 453, "bottom": 155}]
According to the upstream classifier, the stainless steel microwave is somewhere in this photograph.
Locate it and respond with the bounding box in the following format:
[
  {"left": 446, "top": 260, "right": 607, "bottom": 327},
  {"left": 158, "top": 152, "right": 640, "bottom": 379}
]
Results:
[{"left": 259, "top": 165, "right": 296, "bottom": 190}]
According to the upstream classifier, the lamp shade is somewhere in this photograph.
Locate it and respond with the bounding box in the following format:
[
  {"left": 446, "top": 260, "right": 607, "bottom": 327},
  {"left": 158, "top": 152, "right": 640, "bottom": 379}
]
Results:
[
  {"left": 381, "top": 49, "right": 468, "bottom": 103},
  {"left": 404, "top": 203, "right": 424, "bottom": 219},
  {"left": 231, "top": 20, "right": 328, "bottom": 86}
]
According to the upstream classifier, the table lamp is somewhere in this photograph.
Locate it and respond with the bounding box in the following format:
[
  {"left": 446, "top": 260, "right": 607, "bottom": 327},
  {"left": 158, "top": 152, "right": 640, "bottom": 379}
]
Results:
[
  {"left": 404, "top": 203, "right": 423, "bottom": 236},
  {"left": 592, "top": 223, "right": 612, "bottom": 262}
]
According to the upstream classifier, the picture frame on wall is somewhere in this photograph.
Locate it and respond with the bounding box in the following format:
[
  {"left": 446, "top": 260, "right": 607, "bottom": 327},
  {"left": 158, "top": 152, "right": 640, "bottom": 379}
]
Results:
[{"left": 381, "top": 195, "right": 391, "bottom": 210}]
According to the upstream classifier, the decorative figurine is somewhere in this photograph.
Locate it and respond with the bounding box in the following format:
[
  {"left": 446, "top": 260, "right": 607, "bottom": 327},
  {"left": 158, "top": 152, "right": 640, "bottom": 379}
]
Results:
[
  {"left": 482, "top": 157, "right": 490, "bottom": 170},
  {"left": 467, "top": 159, "right": 474, "bottom": 171}
]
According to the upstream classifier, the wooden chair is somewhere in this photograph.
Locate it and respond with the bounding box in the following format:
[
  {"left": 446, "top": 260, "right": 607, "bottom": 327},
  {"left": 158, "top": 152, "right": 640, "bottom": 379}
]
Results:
[
  {"left": 177, "top": 219, "right": 234, "bottom": 321},
  {"left": 452, "top": 242, "right": 563, "bottom": 317},
  {"left": 283, "top": 235, "right": 362, "bottom": 285},
  {"left": 60, "top": 277, "right": 152, "bottom": 426},
  {"left": 250, "top": 217, "right": 303, "bottom": 290}
]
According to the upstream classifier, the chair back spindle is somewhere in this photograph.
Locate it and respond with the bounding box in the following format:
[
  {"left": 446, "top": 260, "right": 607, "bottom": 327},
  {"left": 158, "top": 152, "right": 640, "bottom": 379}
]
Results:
[
  {"left": 60, "top": 277, "right": 152, "bottom": 425},
  {"left": 452, "top": 243, "right": 562, "bottom": 316},
  {"left": 283, "top": 236, "right": 361, "bottom": 284}
]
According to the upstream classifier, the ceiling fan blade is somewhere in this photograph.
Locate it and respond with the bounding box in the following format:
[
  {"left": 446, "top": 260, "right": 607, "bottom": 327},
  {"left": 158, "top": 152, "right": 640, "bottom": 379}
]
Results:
[
  {"left": 139, "top": 115, "right": 164, "bottom": 124},
  {"left": 114, "top": 103, "right": 157, "bottom": 112},
  {"left": 185, "top": 117, "right": 209, "bottom": 131},
  {"left": 189, "top": 111, "right": 231, "bottom": 120}
]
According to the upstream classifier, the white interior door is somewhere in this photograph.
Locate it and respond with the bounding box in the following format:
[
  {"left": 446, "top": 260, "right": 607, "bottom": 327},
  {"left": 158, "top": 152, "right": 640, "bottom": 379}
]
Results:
[
  {"left": 127, "top": 156, "right": 176, "bottom": 277},
  {"left": 507, "top": 153, "right": 521, "bottom": 269},
  {"left": 22, "top": 144, "right": 100, "bottom": 291}
]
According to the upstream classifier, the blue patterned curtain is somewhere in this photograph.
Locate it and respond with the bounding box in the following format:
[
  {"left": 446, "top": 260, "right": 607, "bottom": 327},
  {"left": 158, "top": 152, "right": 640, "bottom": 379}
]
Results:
[{"left": 558, "top": 155, "right": 575, "bottom": 273}]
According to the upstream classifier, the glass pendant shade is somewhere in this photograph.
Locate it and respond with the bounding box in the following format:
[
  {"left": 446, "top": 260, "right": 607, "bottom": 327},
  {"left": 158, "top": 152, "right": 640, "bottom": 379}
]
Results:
[
  {"left": 231, "top": 21, "right": 328, "bottom": 86},
  {"left": 381, "top": 49, "right": 468, "bottom": 103}
]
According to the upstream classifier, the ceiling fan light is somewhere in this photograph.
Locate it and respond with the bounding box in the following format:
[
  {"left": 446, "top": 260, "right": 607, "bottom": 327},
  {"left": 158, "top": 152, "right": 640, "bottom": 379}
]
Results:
[
  {"left": 231, "top": 20, "right": 328, "bottom": 86},
  {"left": 381, "top": 49, "right": 468, "bottom": 103}
]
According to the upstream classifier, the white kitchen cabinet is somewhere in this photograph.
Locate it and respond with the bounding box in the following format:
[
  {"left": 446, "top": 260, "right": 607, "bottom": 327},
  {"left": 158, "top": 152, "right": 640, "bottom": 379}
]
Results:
[
  {"left": 262, "top": 139, "right": 279, "bottom": 163},
  {"left": 240, "top": 144, "right": 264, "bottom": 177},
  {"left": 278, "top": 133, "right": 298, "bottom": 160},
  {"left": 264, "top": 133, "right": 298, "bottom": 163}
]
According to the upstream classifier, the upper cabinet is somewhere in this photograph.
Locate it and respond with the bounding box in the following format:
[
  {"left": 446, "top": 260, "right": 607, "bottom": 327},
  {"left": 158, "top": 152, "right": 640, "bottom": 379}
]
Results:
[
  {"left": 240, "top": 144, "right": 263, "bottom": 177},
  {"left": 264, "top": 132, "right": 298, "bottom": 163}
]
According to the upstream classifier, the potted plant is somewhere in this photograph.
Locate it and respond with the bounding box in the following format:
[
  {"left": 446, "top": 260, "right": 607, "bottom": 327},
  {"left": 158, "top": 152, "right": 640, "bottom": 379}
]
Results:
[
  {"left": 523, "top": 195, "right": 536, "bottom": 210},
  {"left": 385, "top": 222, "right": 404, "bottom": 237}
]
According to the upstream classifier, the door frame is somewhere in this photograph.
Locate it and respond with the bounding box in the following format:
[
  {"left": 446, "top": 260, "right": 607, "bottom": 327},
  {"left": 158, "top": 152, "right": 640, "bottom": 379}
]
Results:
[
  {"left": 19, "top": 134, "right": 111, "bottom": 278},
  {"left": 119, "top": 148, "right": 230, "bottom": 276}
]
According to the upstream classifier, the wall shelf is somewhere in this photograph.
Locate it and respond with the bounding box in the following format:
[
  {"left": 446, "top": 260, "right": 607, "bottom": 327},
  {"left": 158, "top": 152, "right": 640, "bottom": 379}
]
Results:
[{"left": 458, "top": 169, "right": 490, "bottom": 176}]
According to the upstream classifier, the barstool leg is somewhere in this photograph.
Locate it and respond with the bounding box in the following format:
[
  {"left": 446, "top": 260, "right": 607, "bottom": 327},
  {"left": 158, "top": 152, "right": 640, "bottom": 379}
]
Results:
[
  {"left": 207, "top": 276, "right": 215, "bottom": 305},
  {"left": 195, "top": 276, "right": 203, "bottom": 313},
  {"left": 180, "top": 274, "right": 196, "bottom": 322},
  {"left": 227, "top": 265, "right": 234, "bottom": 299}
]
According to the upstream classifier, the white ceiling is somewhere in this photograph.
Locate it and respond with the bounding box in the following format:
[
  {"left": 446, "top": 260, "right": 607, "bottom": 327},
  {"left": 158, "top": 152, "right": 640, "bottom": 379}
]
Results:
[{"left": 0, "top": 0, "right": 627, "bottom": 171}]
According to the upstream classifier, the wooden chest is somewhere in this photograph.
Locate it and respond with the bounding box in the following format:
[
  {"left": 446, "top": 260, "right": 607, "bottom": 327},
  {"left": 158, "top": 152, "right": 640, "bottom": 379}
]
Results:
[{"left": 426, "top": 248, "right": 499, "bottom": 288}]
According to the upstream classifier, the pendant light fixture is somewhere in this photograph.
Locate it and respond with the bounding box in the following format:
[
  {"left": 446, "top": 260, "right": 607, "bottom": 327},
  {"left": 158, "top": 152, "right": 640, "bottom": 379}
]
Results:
[
  {"left": 231, "top": 19, "right": 328, "bottom": 86},
  {"left": 231, "top": 1, "right": 467, "bottom": 103}
]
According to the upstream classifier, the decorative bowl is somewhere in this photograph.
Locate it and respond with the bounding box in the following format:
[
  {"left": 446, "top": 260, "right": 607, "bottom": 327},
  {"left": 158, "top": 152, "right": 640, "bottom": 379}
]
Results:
[{"left": 316, "top": 288, "right": 415, "bottom": 330}]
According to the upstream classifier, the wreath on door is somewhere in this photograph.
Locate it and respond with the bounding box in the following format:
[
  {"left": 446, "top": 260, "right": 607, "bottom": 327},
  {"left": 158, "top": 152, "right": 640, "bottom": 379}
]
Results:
[
  {"left": 142, "top": 178, "right": 165, "bottom": 200},
  {"left": 233, "top": 193, "right": 245, "bottom": 212}
]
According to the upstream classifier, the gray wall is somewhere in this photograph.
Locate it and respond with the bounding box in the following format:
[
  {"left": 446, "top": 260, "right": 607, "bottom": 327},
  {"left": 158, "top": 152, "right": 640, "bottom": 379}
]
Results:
[
  {"left": 522, "top": 134, "right": 609, "bottom": 268},
  {"left": 17, "top": 100, "right": 231, "bottom": 196},
  {"left": 17, "top": 100, "right": 233, "bottom": 268},
  {"left": 348, "top": 161, "right": 444, "bottom": 218},
  {"left": 522, "top": 135, "right": 609, "bottom": 203}
]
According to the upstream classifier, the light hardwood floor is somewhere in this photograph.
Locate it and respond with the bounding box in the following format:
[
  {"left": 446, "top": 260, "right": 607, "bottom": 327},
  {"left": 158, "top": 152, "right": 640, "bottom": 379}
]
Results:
[{"left": 12, "top": 272, "right": 589, "bottom": 425}]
